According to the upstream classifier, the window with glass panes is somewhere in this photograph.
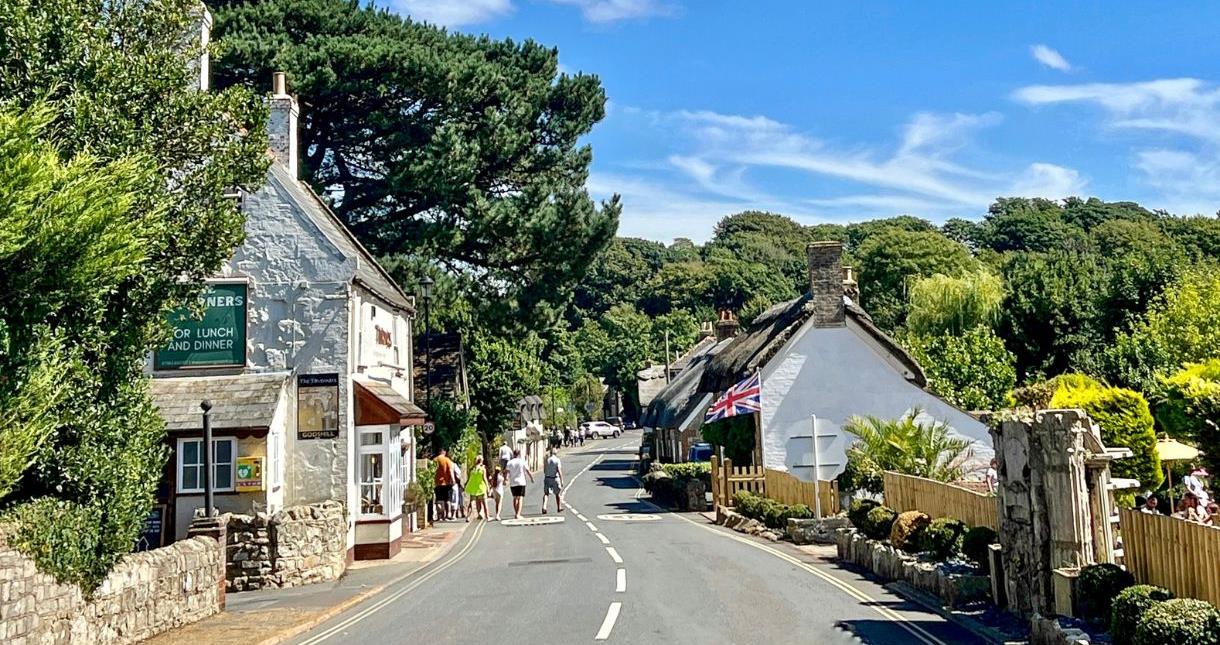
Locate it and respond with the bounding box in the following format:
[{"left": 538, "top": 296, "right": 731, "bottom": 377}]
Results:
[{"left": 177, "top": 437, "right": 236, "bottom": 494}]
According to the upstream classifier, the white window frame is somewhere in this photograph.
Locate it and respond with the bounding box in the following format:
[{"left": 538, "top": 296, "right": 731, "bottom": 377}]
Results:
[
  {"left": 177, "top": 437, "right": 237, "bottom": 494},
  {"left": 268, "top": 429, "right": 283, "bottom": 491},
  {"left": 357, "top": 425, "right": 402, "bottom": 519}
]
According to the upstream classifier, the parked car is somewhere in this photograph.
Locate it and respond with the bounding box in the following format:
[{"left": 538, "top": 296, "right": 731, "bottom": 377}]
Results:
[
  {"left": 687, "top": 442, "right": 714, "bottom": 462},
  {"left": 581, "top": 421, "right": 620, "bottom": 438},
  {"left": 605, "top": 416, "right": 624, "bottom": 431}
]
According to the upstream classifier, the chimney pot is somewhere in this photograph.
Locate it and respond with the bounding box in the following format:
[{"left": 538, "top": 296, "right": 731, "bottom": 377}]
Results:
[
  {"left": 267, "top": 72, "right": 299, "bottom": 178},
  {"left": 272, "top": 71, "right": 288, "bottom": 96},
  {"left": 807, "top": 241, "right": 846, "bottom": 327},
  {"left": 714, "top": 310, "right": 740, "bottom": 341}
]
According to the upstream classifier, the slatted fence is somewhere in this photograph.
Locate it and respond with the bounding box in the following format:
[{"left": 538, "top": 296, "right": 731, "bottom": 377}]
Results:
[
  {"left": 1120, "top": 508, "right": 1220, "bottom": 608},
  {"left": 710, "top": 457, "right": 766, "bottom": 507},
  {"left": 882, "top": 471, "right": 999, "bottom": 530},
  {"left": 764, "top": 468, "right": 840, "bottom": 515}
]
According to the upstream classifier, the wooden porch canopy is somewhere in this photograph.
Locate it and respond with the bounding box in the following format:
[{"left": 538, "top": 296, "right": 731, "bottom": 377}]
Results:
[{"left": 354, "top": 376, "right": 427, "bottom": 426}]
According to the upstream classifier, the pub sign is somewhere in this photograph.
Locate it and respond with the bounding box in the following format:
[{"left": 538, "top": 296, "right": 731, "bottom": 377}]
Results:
[{"left": 154, "top": 283, "right": 248, "bottom": 369}]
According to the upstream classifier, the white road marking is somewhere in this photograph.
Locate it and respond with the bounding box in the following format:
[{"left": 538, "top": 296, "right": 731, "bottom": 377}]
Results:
[
  {"left": 563, "top": 455, "right": 603, "bottom": 494},
  {"left": 615, "top": 568, "right": 626, "bottom": 592},
  {"left": 298, "top": 520, "right": 486, "bottom": 644},
  {"left": 594, "top": 602, "right": 622, "bottom": 640},
  {"left": 501, "top": 516, "right": 564, "bottom": 527},
  {"left": 605, "top": 546, "right": 623, "bottom": 564},
  {"left": 575, "top": 513, "right": 588, "bottom": 522},
  {"left": 597, "top": 513, "right": 660, "bottom": 521},
  {"left": 585, "top": 521, "right": 598, "bottom": 532},
  {"left": 596, "top": 532, "right": 610, "bottom": 544}
]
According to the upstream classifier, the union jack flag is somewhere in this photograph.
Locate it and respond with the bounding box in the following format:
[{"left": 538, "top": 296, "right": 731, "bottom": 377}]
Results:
[{"left": 704, "top": 372, "right": 761, "bottom": 423}]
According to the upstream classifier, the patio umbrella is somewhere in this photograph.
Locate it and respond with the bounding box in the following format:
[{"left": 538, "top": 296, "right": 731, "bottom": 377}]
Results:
[{"left": 1156, "top": 435, "right": 1202, "bottom": 509}]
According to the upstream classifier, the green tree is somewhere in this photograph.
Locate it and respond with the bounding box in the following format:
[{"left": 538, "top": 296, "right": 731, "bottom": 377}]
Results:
[
  {"left": 700, "top": 415, "right": 755, "bottom": 464},
  {"left": 569, "top": 373, "right": 604, "bottom": 421},
  {"left": 213, "top": 0, "right": 620, "bottom": 327},
  {"left": 1152, "top": 360, "right": 1220, "bottom": 472},
  {"left": 855, "top": 228, "right": 976, "bottom": 330},
  {"left": 903, "top": 329, "right": 1016, "bottom": 411},
  {"left": 905, "top": 269, "right": 1003, "bottom": 337},
  {"left": 0, "top": 1, "right": 267, "bottom": 589},
  {"left": 466, "top": 332, "right": 543, "bottom": 452}
]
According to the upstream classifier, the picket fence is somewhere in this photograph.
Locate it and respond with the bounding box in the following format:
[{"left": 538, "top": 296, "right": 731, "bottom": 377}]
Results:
[
  {"left": 709, "top": 457, "right": 839, "bottom": 515},
  {"left": 1119, "top": 508, "right": 1220, "bottom": 608},
  {"left": 882, "top": 471, "right": 999, "bottom": 531}
]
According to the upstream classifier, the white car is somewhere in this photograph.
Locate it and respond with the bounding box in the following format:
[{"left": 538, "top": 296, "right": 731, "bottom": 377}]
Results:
[{"left": 581, "top": 421, "right": 620, "bottom": 438}]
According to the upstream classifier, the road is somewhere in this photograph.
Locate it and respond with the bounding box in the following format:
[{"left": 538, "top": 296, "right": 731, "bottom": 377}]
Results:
[{"left": 290, "top": 437, "right": 984, "bottom": 645}]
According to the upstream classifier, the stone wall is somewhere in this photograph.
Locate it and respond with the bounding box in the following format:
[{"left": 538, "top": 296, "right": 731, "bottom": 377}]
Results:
[
  {"left": 0, "top": 536, "right": 223, "bottom": 645},
  {"left": 835, "top": 528, "right": 991, "bottom": 608},
  {"left": 226, "top": 501, "right": 346, "bottom": 592}
]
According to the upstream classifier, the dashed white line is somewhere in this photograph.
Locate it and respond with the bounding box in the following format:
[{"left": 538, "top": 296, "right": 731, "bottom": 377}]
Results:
[
  {"left": 575, "top": 513, "right": 589, "bottom": 522},
  {"left": 605, "top": 546, "right": 623, "bottom": 564},
  {"left": 596, "top": 532, "right": 610, "bottom": 545},
  {"left": 615, "top": 568, "right": 626, "bottom": 592},
  {"left": 585, "top": 521, "right": 598, "bottom": 532},
  {"left": 595, "top": 602, "right": 622, "bottom": 641}
]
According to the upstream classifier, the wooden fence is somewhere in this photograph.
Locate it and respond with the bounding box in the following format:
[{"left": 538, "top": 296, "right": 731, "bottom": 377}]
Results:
[
  {"left": 1120, "top": 508, "right": 1220, "bottom": 608},
  {"left": 882, "top": 471, "right": 999, "bottom": 531},
  {"left": 764, "top": 468, "right": 840, "bottom": 515},
  {"left": 710, "top": 457, "right": 765, "bottom": 507}
]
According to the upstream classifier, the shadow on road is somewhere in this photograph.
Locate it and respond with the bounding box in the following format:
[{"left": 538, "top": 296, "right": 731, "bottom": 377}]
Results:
[
  {"left": 590, "top": 459, "right": 635, "bottom": 471},
  {"left": 836, "top": 619, "right": 975, "bottom": 645},
  {"left": 593, "top": 474, "right": 642, "bottom": 490}
]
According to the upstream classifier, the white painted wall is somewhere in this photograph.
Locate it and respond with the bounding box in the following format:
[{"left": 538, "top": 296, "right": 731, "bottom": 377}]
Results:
[{"left": 760, "top": 317, "right": 992, "bottom": 482}]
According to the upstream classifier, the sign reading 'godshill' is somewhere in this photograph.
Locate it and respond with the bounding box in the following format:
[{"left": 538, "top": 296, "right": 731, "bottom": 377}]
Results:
[{"left": 154, "top": 283, "right": 248, "bottom": 369}]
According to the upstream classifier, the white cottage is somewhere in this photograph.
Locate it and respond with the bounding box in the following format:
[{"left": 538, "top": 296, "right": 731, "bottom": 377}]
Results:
[
  {"left": 147, "top": 74, "right": 425, "bottom": 560},
  {"left": 698, "top": 241, "right": 992, "bottom": 482}
]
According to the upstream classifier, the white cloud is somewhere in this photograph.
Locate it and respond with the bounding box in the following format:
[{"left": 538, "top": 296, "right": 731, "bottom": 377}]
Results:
[
  {"left": 1031, "top": 44, "right": 1073, "bottom": 72},
  {"left": 546, "top": 0, "right": 674, "bottom": 22},
  {"left": 391, "top": 0, "right": 512, "bottom": 25}
]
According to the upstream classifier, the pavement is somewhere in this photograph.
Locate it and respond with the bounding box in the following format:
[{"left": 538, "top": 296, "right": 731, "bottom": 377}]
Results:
[
  {"left": 264, "top": 435, "right": 988, "bottom": 645},
  {"left": 142, "top": 520, "right": 471, "bottom": 645}
]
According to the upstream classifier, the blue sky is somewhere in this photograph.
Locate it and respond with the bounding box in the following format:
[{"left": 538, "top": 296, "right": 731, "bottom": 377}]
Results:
[{"left": 390, "top": 1, "right": 1220, "bottom": 242}]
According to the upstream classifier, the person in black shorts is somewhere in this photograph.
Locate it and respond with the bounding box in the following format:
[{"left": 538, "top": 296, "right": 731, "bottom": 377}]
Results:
[{"left": 505, "top": 449, "right": 534, "bottom": 519}]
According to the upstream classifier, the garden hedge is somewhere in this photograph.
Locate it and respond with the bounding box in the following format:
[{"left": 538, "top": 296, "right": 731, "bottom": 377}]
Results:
[
  {"left": 1111, "top": 585, "right": 1173, "bottom": 645},
  {"left": 731, "top": 491, "right": 813, "bottom": 529},
  {"left": 860, "top": 505, "right": 898, "bottom": 541},
  {"left": 1050, "top": 374, "right": 1163, "bottom": 489},
  {"left": 1153, "top": 360, "right": 1220, "bottom": 473},
  {"left": 890, "top": 510, "right": 931, "bottom": 552},
  {"left": 961, "top": 526, "right": 998, "bottom": 573},
  {"left": 847, "top": 498, "right": 880, "bottom": 531},
  {"left": 1133, "top": 598, "right": 1220, "bottom": 645},
  {"left": 917, "top": 517, "right": 966, "bottom": 559},
  {"left": 1077, "top": 563, "right": 1135, "bottom": 626}
]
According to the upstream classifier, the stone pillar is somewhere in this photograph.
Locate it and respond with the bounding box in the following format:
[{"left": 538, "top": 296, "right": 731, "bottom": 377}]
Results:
[{"left": 188, "top": 515, "right": 229, "bottom": 610}]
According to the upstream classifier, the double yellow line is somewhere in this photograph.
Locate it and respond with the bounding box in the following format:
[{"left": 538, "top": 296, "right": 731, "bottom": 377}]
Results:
[
  {"left": 673, "top": 513, "right": 948, "bottom": 645},
  {"left": 297, "top": 519, "right": 487, "bottom": 645}
]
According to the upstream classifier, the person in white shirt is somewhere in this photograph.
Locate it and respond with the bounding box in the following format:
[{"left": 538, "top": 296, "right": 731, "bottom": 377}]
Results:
[
  {"left": 985, "top": 459, "right": 999, "bottom": 493},
  {"left": 1183, "top": 463, "right": 1210, "bottom": 506},
  {"left": 498, "top": 442, "right": 513, "bottom": 472},
  {"left": 541, "top": 449, "right": 564, "bottom": 514},
  {"left": 505, "top": 449, "right": 534, "bottom": 520}
]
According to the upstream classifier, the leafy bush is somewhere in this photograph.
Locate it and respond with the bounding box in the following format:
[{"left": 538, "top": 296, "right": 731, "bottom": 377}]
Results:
[
  {"left": 1153, "top": 360, "right": 1220, "bottom": 473},
  {"left": 1134, "top": 598, "right": 1220, "bottom": 645},
  {"left": 903, "top": 327, "right": 1016, "bottom": 412},
  {"left": 1077, "top": 563, "right": 1135, "bottom": 626},
  {"left": 860, "top": 505, "right": 899, "bottom": 541},
  {"left": 847, "top": 498, "right": 880, "bottom": 530},
  {"left": 917, "top": 517, "right": 966, "bottom": 559},
  {"left": 842, "top": 410, "right": 974, "bottom": 495},
  {"left": 731, "top": 491, "right": 813, "bottom": 529},
  {"left": 2, "top": 498, "right": 105, "bottom": 590},
  {"left": 962, "top": 526, "right": 998, "bottom": 573},
  {"left": 890, "top": 510, "right": 932, "bottom": 552},
  {"left": 1111, "top": 585, "right": 1173, "bottom": 645},
  {"left": 1050, "top": 374, "right": 1163, "bottom": 489},
  {"left": 661, "top": 462, "right": 712, "bottom": 489}
]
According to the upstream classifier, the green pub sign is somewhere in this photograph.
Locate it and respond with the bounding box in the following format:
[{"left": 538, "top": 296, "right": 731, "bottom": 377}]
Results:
[{"left": 154, "top": 283, "right": 248, "bottom": 369}]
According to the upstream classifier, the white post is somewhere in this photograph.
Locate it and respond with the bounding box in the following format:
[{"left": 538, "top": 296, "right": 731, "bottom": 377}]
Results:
[{"left": 812, "top": 414, "right": 822, "bottom": 520}]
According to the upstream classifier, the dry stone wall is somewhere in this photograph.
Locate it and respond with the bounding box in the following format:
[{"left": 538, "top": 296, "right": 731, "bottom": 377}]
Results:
[
  {"left": 226, "top": 501, "right": 345, "bottom": 592},
  {"left": 0, "top": 536, "right": 223, "bottom": 645}
]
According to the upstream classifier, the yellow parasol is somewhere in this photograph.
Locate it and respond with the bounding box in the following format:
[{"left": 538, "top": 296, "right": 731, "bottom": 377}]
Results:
[{"left": 1156, "top": 435, "right": 1202, "bottom": 509}]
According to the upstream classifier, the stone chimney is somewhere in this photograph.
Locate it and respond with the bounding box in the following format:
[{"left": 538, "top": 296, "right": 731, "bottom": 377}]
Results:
[
  {"left": 807, "top": 241, "right": 846, "bottom": 327},
  {"left": 698, "top": 321, "right": 714, "bottom": 340},
  {"left": 714, "top": 310, "right": 740, "bottom": 341},
  {"left": 268, "top": 72, "right": 299, "bottom": 178}
]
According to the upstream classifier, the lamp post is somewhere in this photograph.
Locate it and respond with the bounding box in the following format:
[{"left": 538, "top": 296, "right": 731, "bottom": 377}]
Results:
[
  {"left": 200, "top": 400, "right": 214, "bottom": 518},
  {"left": 419, "top": 276, "right": 435, "bottom": 452}
]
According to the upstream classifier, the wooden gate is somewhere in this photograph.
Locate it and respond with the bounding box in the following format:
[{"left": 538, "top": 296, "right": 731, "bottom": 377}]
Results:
[{"left": 710, "top": 456, "right": 766, "bottom": 507}]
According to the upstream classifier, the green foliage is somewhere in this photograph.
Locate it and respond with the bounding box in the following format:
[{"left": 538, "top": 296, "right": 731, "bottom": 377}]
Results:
[
  {"left": 1133, "top": 598, "right": 1220, "bottom": 645},
  {"left": 903, "top": 327, "right": 1017, "bottom": 411},
  {"left": 731, "top": 491, "right": 812, "bottom": 529},
  {"left": 847, "top": 498, "right": 880, "bottom": 530},
  {"left": 1050, "top": 375, "right": 1163, "bottom": 488},
  {"left": 855, "top": 228, "right": 977, "bottom": 330},
  {"left": 1, "top": 499, "right": 106, "bottom": 589},
  {"left": 1153, "top": 360, "right": 1220, "bottom": 471},
  {"left": 889, "top": 510, "right": 931, "bottom": 552},
  {"left": 701, "top": 415, "right": 756, "bottom": 464},
  {"left": 1077, "top": 563, "right": 1136, "bottom": 626},
  {"left": 466, "top": 332, "right": 544, "bottom": 447},
  {"left": 860, "top": 505, "right": 899, "bottom": 541},
  {"left": 906, "top": 270, "right": 1003, "bottom": 337},
  {"left": 842, "top": 410, "right": 974, "bottom": 494},
  {"left": 660, "top": 462, "right": 712, "bottom": 488},
  {"left": 214, "top": 0, "right": 619, "bottom": 329},
  {"left": 1111, "top": 585, "right": 1174, "bottom": 645},
  {"left": 417, "top": 460, "right": 437, "bottom": 501},
  {"left": 426, "top": 395, "right": 477, "bottom": 453},
  {"left": 961, "top": 526, "right": 998, "bottom": 573},
  {"left": 568, "top": 373, "right": 605, "bottom": 421},
  {"left": 916, "top": 517, "right": 966, "bottom": 559}
]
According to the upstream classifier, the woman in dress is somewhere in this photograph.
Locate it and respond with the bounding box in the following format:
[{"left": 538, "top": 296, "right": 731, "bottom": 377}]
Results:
[
  {"left": 489, "top": 466, "right": 505, "bottom": 521},
  {"left": 464, "top": 456, "right": 489, "bottom": 521}
]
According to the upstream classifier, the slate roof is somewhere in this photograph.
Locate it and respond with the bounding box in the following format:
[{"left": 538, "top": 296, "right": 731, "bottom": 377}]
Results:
[
  {"left": 266, "top": 164, "right": 414, "bottom": 313},
  {"left": 413, "top": 332, "right": 469, "bottom": 405},
  {"left": 353, "top": 375, "right": 427, "bottom": 419},
  {"left": 149, "top": 373, "right": 288, "bottom": 432}
]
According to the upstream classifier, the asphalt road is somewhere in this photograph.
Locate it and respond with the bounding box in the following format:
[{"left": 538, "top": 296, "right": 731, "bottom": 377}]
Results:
[{"left": 289, "top": 437, "right": 985, "bottom": 645}]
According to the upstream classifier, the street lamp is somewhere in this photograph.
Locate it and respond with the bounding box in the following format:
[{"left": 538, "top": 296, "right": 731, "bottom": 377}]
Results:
[
  {"left": 419, "top": 275, "right": 435, "bottom": 451},
  {"left": 200, "top": 400, "right": 214, "bottom": 518}
]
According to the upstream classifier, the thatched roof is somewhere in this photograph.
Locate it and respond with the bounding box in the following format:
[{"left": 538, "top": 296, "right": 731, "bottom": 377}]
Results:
[{"left": 642, "top": 336, "right": 731, "bottom": 430}]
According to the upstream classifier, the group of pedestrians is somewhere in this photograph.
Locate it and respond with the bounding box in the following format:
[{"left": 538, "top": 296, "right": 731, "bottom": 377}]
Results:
[
  {"left": 1136, "top": 463, "right": 1217, "bottom": 525},
  {"left": 562, "top": 425, "right": 586, "bottom": 447},
  {"left": 432, "top": 444, "right": 566, "bottom": 523}
]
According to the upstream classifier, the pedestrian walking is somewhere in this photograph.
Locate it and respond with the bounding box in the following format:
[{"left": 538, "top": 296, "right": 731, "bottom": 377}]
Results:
[
  {"left": 542, "top": 448, "right": 564, "bottom": 514},
  {"left": 563, "top": 426, "right": 572, "bottom": 447},
  {"left": 506, "top": 449, "right": 534, "bottom": 520},
  {"left": 465, "top": 456, "right": 488, "bottom": 521},
  {"left": 433, "top": 448, "right": 456, "bottom": 521},
  {"left": 498, "top": 441, "right": 513, "bottom": 472},
  {"left": 451, "top": 461, "right": 464, "bottom": 520},
  {"left": 490, "top": 466, "right": 505, "bottom": 521}
]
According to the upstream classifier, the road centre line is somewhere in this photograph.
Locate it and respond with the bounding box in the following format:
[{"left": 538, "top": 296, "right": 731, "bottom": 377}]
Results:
[
  {"left": 615, "top": 568, "right": 626, "bottom": 592},
  {"left": 596, "top": 532, "right": 610, "bottom": 544},
  {"left": 594, "top": 602, "right": 622, "bottom": 641},
  {"left": 298, "top": 519, "right": 486, "bottom": 645},
  {"left": 563, "top": 454, "right": 603, "bottom": 494},
  {"left": 605, "top": 546, "right": 623, "bottom": 564},
  {"left": 576, "top": 513, "right": 588, "bottom": 522},
  {"left": 585, "top": 521, "right": 598, "bottom": 532}
]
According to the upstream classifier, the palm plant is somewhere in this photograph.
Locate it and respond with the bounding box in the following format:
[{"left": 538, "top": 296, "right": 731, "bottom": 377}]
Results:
[{"left": 840, "top": 409, "right": 974, "bottom": 494}]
